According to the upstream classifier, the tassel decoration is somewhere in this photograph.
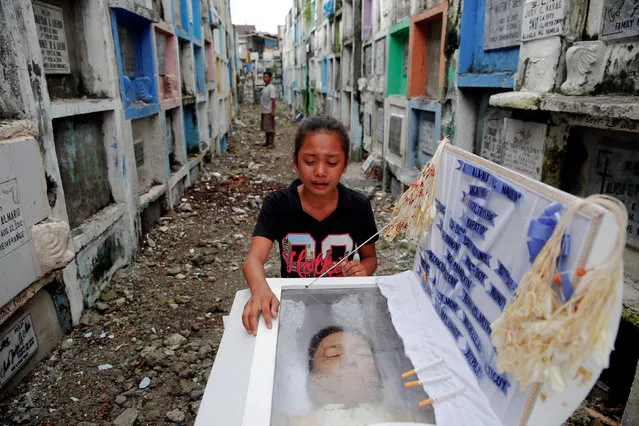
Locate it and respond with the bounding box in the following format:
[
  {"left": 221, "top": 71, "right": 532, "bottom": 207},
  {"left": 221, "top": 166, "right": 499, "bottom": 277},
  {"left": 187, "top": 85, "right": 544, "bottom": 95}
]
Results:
[
  {"left": 491, "top": 195, "right": 627, "bottom": 392},
  {"left": 384, "top": 138, "right": 450, "bottom": 242}
]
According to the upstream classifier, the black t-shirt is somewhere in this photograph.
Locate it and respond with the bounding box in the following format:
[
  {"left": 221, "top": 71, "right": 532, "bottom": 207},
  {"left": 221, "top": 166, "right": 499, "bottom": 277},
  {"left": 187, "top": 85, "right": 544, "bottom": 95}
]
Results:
[{"left": 254, "top": 179, "right": 379, "bottom": 278}]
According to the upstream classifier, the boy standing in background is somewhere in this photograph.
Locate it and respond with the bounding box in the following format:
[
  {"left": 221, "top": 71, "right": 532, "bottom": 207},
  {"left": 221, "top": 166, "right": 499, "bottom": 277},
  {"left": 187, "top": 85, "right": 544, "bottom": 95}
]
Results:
[{"left": 261, "top": 71, "right": 277, "bottom": 149}]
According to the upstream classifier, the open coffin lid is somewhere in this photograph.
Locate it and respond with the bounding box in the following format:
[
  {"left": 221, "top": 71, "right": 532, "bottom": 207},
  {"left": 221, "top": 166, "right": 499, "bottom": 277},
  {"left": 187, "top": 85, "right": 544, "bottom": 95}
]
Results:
[{"left": 196, "top": 144, "right": 623, "bottom": 425}]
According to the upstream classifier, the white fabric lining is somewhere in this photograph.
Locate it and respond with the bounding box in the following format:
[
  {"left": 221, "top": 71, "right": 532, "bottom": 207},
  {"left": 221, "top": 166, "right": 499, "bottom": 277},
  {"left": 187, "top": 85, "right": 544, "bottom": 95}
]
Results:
[{"left": 377, "top": 271, "right": 503, "bottom": 426}]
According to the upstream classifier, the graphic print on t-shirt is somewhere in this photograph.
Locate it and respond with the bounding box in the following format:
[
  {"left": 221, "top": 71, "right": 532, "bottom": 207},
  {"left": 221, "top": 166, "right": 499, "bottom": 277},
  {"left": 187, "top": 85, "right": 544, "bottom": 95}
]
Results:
[{"left": 282, "top": 233, "right": 354, "bottom": 278}]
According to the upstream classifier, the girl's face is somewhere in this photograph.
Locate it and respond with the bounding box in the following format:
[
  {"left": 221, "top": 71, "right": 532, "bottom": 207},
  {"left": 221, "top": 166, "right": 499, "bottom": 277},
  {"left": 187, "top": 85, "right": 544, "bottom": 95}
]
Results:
[{"left": 294, "top": 131, "right": 348, "bottom": 196}]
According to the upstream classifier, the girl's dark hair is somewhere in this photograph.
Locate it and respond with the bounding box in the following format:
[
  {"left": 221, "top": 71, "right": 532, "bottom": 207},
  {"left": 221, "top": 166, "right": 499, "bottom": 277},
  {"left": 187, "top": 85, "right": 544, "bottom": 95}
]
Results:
[
  {"left": 307, "top": 326, "right": 374, "bottom": 372},
  {"left": 294, "top": 115, "right": 350, "bottom": 162},
  {"left": 264, "top": 70, "right": 272, "bottom": 78}
]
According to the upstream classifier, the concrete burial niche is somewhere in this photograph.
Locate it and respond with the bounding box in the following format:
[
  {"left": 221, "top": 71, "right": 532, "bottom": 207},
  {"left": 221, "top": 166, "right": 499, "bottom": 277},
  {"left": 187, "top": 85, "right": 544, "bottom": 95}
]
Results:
[
  {"left": 374, "top": 35, "right": 386, "bottom": 93},
  {"left": 341, "top": 91, "right": 352, "bottom": 129},
  {"left": 212, "top": 26, "right": 221, "bottom": 57},
  {"left": 215, "top": 55, "right": 223, "bottom": 92},
  {"left": 309, "top": 88, "right": 316, "bottom": 114},
  {"left": 318, "top": 93, "right": 327, "bottom": 115},
  {"left": 218, "top": 97, "right": 226, "bottom": 139},
  {"left": 328, "top": 94, "right": 339, "bottom": 119},
  {"left": 110, "top": 8, "right": 160, "bottom": 120},
  {"left": 363, "top": 42, "right": 373, "bottom": 78},
  {"left": 220, "top": 133, "right": 228, "bottom": 153},
  {"left": 363, "top": 102, "right": 373, "bottom": 151},
  {"left": 328, "top": 57, "right": 335, "bottom": 94},
  {"left": 0, "top": 288, "right": 65, "bottom": 393},
  {"left": 408, "top": 98, "right": 442, "bottom": 168},
  {"left": 194, "top": 44, "right": 206, "bottom": 96},
  {"left": 395, "top": 0, "right": 411, "bottom": 21},
  {"left": 311, "top": 59, "right": 319, "bottom": 93},
  {"left": 408, "top": 3, "right": 447, "bottom": 99},
  {"left": 334, "top": 14, "right": 342, "bottom": 53},
  {"left": 351, "top": 98, "right": 363, "bottom": 159},
  {"left": 457, "top": 0, "right": 520, "bottom": 88},
  {"left": 387, "top": 19, "right": 410, "bottom": 97},
  {"left": 165, "top": 106, "right": 186, "bottom": 175},
  {"left": 169, "top": 173, "right": 188, "bottom": 208},
  {"left": 342, "top": 45, "right": 353, "bottom": 88},
  {"left": 0, "top": 137, "right": 49, "bottom": 307},
  {"left": 343, "top": 0, "right": 354, "bottom": 40},
  {"left": 295, "top": 91, "right": 303, "bottom": 114},
  {"left": 183, "top": 104, "right": 201, "bottom": 157},
  {"left": 321, "top": 57, "right": 329, "bottom": 93},
  {"left": 564, "top": 126, "right": 639, "bottom": 250},
  {"left": 154, "top": 24, "right": 180, "bottom": 110},
  {"left": 362, "top": 0, "right": 373, "bottom": 39},
  {"left": 207, "top": 91, "right": 217, "bottom": 147},
  {"left": 74, "top": 216, "right": 130, "bottom": 305},
  {"left": 172, "top": 0, "right": 182, "bottom": 34},
  {"left": 197, "top": 101, "right": 209, "bottom": 152},
  {"left": 140, "top": 190, "right": 168, "bottom": 236},
  {"left": 374, "top": 0, "right": 392, "bottom": 33},
  {"left": 130, "top": 113, "right": 167, "bottom": 195},
  {"left": 333, "top": 56, "right": 341, "bottom": 93},
  {"left": 33, "top": 0, "right": 115, "bottom": 100},
  {"left": 205, "top": 41, "right": 215, "bottom": 86},
  {"left": 375, "top": 100, "right": 384, "bottom": 152},
  {"left": 151, "top": 0, "right": 171, "bottom": 23},
  {"left": 384, "top": 96, "right": 410, "bottom": 168},
  {"left": 173, "top": 0, "right": 192, "bottom": 39},
  {"left": 52, "top": 113, "right": 113, "bottom": 229},
  {"left": 179, "top": 39, "right": 196, "bottom": 101},
  {"left": 190, "top": 0, "right": 202, "bottom": 41}
]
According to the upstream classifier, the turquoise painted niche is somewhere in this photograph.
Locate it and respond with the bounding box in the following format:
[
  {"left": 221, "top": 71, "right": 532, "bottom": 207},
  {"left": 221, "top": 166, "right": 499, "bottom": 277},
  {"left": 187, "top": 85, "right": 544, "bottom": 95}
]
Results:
[
  {"left": 194, "top": 45, "right": 206, "bottom": 94},
  {"left": 387, "top": 19, "right": 410, "bottom": 96},
  {"left": 183, "top": 104, "right": 201, "bottom": 155}
]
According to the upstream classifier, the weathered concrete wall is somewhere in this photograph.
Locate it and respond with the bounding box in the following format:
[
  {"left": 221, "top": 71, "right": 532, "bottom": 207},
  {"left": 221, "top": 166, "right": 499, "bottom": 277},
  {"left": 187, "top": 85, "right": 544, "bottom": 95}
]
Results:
[
  {"left": 39, "top": 0, "right": 87, "bottom": 99},
  {"left": 166, "top": 107, "right": 186, "bottom": 169},
  {"left": 74, "top": 213, "right": 131, "bottom": 306},
  {"left": 0, "top": 4, "right": 29, "bottom": 120},
  {"left": 180, "top": 40, "right": 196, "bottom": 99},
  {"left": 52, "top": 114, "right": 113, "bottom": 229},
  {"left": 155, "top": 29, "right": 180, "bottom": 104},
  {"left": 131, "top": 113, "right": 166, "bottom": 193},
  {"left": 0, "top": 136, "right": 52, "bottom": 308},
  {"left": 594, "top": 43, "right": 639, "bottom": 96},
  {"left": 1, "top": 0, "right": 238, "bottom": 392},
  {"left": 0, "top": 287, "right": 65, "bottom": 393}
]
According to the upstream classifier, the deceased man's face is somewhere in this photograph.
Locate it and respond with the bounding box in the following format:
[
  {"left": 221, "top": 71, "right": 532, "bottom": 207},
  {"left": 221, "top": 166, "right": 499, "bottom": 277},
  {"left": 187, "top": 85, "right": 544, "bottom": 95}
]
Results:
[{"left": 307, "top": 331, "right": 382, "bottom": 406}]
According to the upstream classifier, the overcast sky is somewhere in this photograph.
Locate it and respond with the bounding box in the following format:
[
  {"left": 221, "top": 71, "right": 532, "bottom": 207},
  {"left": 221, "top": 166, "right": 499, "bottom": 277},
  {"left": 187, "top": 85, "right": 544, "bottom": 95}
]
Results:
[{"left": 230, "top": 0, "right": 290, "bottom": 34}]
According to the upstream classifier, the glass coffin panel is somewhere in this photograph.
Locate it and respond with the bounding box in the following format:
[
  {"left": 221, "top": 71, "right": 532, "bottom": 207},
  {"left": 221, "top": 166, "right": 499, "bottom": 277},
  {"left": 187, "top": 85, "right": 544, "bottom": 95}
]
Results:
[{"left": 271, "top": 287, "right": 437, "bottom": 425}]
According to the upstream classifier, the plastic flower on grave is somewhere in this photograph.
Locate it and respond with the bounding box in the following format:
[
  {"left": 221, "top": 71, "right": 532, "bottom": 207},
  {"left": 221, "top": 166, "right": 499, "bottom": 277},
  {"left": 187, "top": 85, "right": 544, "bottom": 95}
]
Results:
[
  {"left": 384, "top": 138, "right": 450, "bottom": 242},
  {"left": 491, "top": 195, "right": 627, "bottom": 392}
]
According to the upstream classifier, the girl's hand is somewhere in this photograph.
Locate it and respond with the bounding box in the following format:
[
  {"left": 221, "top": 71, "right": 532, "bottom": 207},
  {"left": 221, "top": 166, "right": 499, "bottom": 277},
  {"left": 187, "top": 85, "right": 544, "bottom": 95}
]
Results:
[
  {"left": 342, "top": 259, "right": 367, "bottom": 277},
  {"left": 242, "top": 285, "right": 280, "bottom": 336}
]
